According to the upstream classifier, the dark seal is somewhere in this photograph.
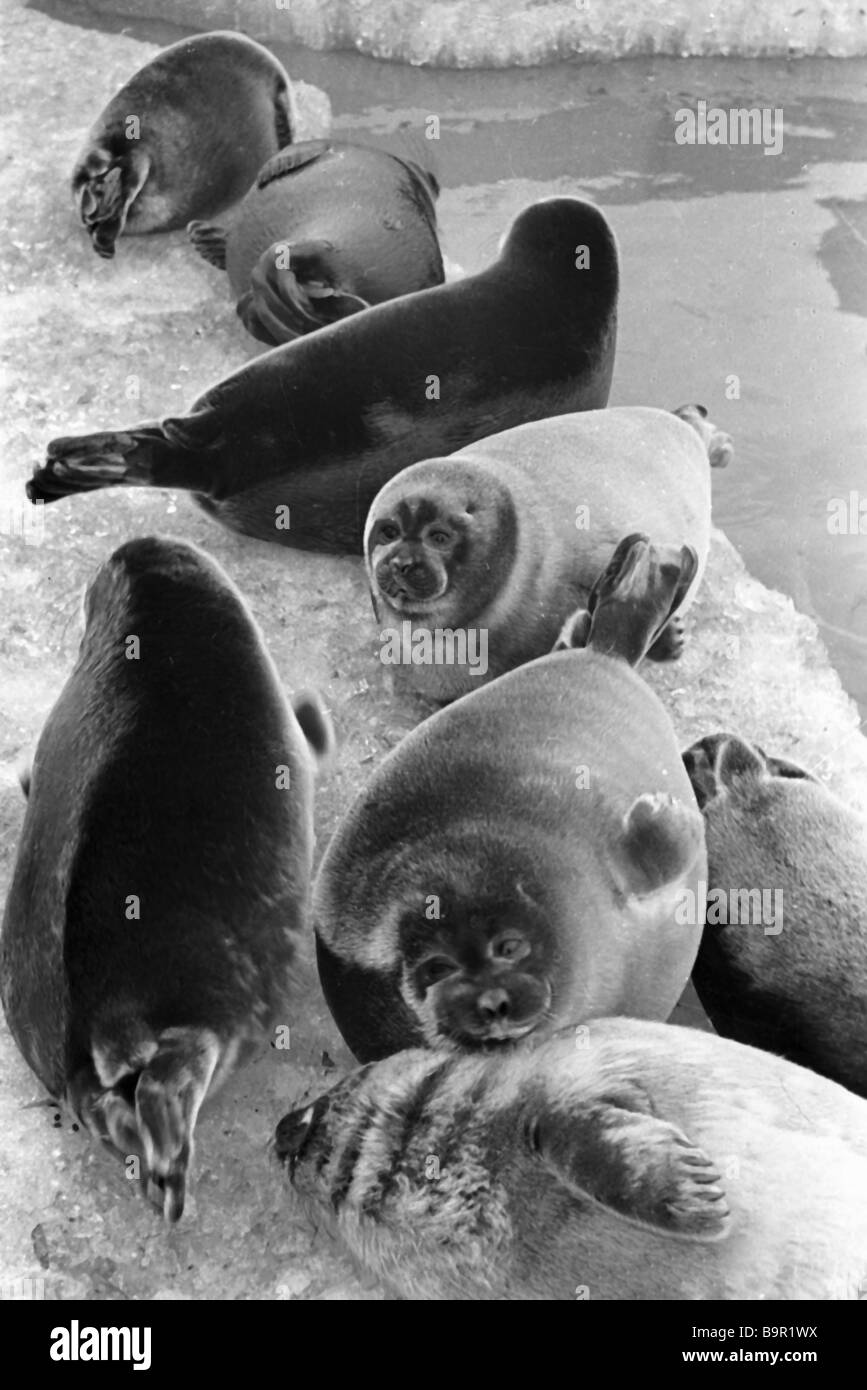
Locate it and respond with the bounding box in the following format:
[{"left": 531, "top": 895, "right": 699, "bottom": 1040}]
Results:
[
  {"left": 73, "top": 31, "right": 294, "bottom": 258},
  {"left": 683, "top": 732, "right": 867, "bottom": 1098},
  {"left": 30, "top": 197, "right": 619, "bottom": 553},
  {"left": 0, "top": 537, "right": 331, "bottom": 1220},
  {"left": 188, "top": 140, "right": 444, "bottom": 345}
]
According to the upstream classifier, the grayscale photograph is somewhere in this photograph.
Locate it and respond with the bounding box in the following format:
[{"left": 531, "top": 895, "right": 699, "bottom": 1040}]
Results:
[{"left": 0, "top": 0, "right": 865, "bottom": 1332}]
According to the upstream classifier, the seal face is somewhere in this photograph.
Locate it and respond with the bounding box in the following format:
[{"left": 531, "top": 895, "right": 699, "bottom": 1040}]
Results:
[
  {"left": 72, "top": 31, "right": 294, "bottom": 258},
  {"left": 314, "top": 537, "right": 706, "bottom": 1063},
  {"left": 276, "top": 1020, "right": 867, "bottom": 1300},
  {"left": 0, "top": 537, "right": 331, "bottom": 1220},
  {"left": 32, "top": 197, "right": 619, "bottom": 554},
  {"left": 683, "top": 732, "right": 867, "bottom": 1097},
  {"left": 188, "top": 140, "right": 444, "bottom": 345},
  {"left": 365, "top": 405, "right": 733, "bottom": 700}
]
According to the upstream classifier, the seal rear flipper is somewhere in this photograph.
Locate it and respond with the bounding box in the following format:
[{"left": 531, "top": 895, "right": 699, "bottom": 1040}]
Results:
[
  {"left": 187, "top": 220, "right": 228, "bottom": 270},
  {"left": 645, "top": 616, "right": 686, "bottom": 663},
  {"left": 29, "top": 412, "right": 222, "bottom": 504},
  {"left": 584, "top": 534, "right": 699, "bottom": 666},
  {"left": 238, "top": 240, "right": 369, "bottom": 346},
  {"left": 673, "top": 404, "right": 734, "bottom": 469},
  {"left": 256, "top": 140, "right": 332, "bottom": 189},
  {"left": 524, "top": 1087, "right": 730, "bottom": 1240},
  {"left": 618, "top": 791, "right": 705, "bottom": 892},
  {"left": 134, "top": 1026, "right": 222, "bottom": 1223},
  {"left": 682, "top": 733, "right": 773, "bottom": 809},
  {"left": 75, "top": 148, "right": 151, "bottom": 259}
]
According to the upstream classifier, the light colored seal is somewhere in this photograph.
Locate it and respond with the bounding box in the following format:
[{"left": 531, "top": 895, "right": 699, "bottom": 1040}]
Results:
[
  {"left": 72, "top": 31, "right": 295, "bottom": 258},
  {"left": 683, "top": 731, "right": 867, "bottom": 1098},
  {"left": 313, "top": 535, "right": 706, "bottom": 1062},
  {"left": 0, "top": 537, "right": 332, "bottom": 1221},
  {"left": 365, "top": 404, "right": 732, "bottom": 700},
  {"left": 276, "top": 1019, "right": 867, "bottom": 1300},
  {"left": 188, "top": 140, "right": 444, "bottom": 345},
  {"left": 31, "top": 197, "right": 619, "bottom": 554}
]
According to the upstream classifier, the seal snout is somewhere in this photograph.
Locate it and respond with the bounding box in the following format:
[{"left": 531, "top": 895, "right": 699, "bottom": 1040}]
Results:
[{"left": 368, "top": 501, "right": 461, "bottom": 611}]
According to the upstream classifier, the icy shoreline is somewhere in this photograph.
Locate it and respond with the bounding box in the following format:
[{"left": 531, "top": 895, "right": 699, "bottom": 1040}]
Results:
[{"left": 75, "top": 0, "right": 867, "bottom": 66}]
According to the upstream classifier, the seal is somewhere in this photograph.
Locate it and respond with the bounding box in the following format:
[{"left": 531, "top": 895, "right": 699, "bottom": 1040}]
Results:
[
  {"left": 0, "top": 536, "right": 332, "bottom": 1221},
  {"left": 188, "top": 140, "right": 444, "bottom": 346},
  {"left": 276, "top": 1019, "right": 867, "bottom": 1300},
  {"left": 72, "top": 31, "right": 295, "bottom": 259},
  {"left": 313, "top": 534, "right": 706, "bottom": 1063},
  {"left": 366, "top": 404, "right": 732, "bottom": 700},
  {"left": 30, "top": 197, "right": 619, "bottom": 554},
  {"left": 682, "top": 732, "right": 867, "bottom": 1097}
]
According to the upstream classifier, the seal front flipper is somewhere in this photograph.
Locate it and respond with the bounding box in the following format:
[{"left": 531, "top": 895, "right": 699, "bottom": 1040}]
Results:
[
  {"left": 291, "top": 691, "right": 335, "bottom": 764},
  {"left": 74, "top": 147, "right": 151, "bottom": 259},
  {"left": 30, "top": 412, "right": 222, "bottom": 504},
  {"left": 187, "top": 220, "right": 228, "bottom": 270},
  {"left": 524, "top": 1085, "right": 730, "bottom": 1240},
  {"left": 618, "top": 791, "right": 705, "bottom": 892},
  {"left": 237, "top": 240, "right": 369, "bottom": 346}
]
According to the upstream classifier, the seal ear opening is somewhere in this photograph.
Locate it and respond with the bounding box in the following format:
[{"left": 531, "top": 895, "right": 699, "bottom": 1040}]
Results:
[
  {"left": 292, "top": 691, "right": 334, "bottom": 765},
  {"left": 525, "top": 1090, "right": 731, "bottom": 1241}
]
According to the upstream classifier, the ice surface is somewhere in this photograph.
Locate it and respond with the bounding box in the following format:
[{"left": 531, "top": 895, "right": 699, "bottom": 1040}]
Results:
[
  {"left": 1, "top": 0, "right": 866, "bottom": 1301},
  {"left": 79, "top": 0, "right": 867, "bottom": 65}
]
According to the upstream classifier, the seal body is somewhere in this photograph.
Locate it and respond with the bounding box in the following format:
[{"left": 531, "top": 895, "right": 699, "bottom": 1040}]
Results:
[
  {"left": 0, "top": 537, "right": 331, "bottom": 1220},
  {"left": 314, "top": 538, "right": 706, "bottom": 1062},
  {"left": 188, "top": 140, "right": 444, "bottom": 346},
  {"left": 683, "top": 733, "right": 867, "bottom": 1097},
  {"left": 366, "top": 405, "right": 732, "bottom": 701},
  {"left": 72, "top": 31, "right": 294, "bottom": 258},
  {"left": 32, "top": 198, "right": 619, "bottom": 554},
  {"left": 276, "top": 1021, "right": 867, "bottom": 1300}
]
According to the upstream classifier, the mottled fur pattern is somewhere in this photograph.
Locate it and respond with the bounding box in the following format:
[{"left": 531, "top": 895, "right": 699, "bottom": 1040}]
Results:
[
  {"left": 683, "top": 732, "right": 867, "bottom": 1096},
  {"left": 277, "top": 1021, "right": 867, "bottom": 1300}
]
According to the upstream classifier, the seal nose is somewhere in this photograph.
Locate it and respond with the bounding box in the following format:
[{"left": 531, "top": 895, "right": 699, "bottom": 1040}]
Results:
[
  {"left": 390, "top": 554, "right": 416, "bottom": 577},
  {"left": 477, "top": 988, "right": 511, "bottom": 1022}
]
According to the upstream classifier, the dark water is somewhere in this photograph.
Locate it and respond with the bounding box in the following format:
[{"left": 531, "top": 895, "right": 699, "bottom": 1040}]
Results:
[{"left": 32, "top": 2, "right": 867, "bottom": 725}]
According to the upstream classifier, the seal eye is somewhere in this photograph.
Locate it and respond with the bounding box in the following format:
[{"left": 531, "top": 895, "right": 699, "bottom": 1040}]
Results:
[
  {"left": 493, "top": 936, "right": 527, "bottom": 962},
  {"left": 378, "top": 522, "right": 400, "bottom": 543},
  {"left": 418, "top": 956, "right": 458, "bottom": 989}
]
